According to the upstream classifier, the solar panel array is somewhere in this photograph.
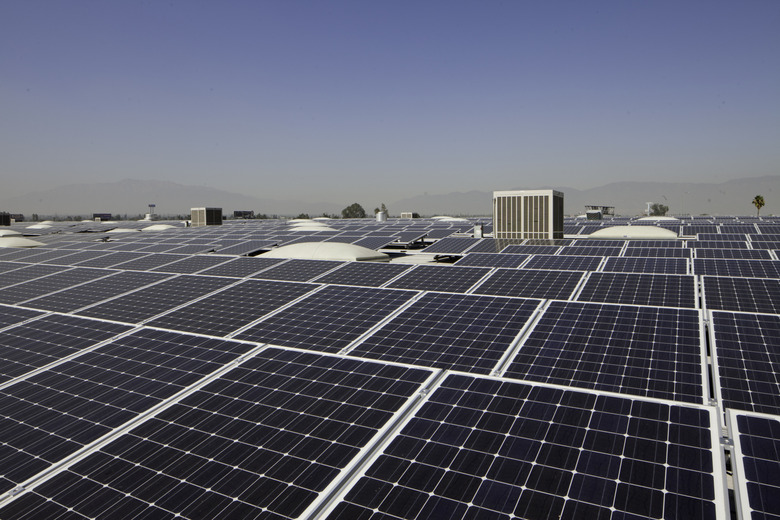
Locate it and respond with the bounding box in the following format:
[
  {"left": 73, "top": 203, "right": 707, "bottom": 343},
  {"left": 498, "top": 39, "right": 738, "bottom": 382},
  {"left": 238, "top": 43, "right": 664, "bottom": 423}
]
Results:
[{"left": 0, "top": 214, "right": 778, "bottom": 518}]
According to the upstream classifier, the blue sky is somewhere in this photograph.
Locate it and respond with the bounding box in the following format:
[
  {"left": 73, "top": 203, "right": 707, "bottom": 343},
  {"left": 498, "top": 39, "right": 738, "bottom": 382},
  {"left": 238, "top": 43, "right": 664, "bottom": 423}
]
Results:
[{"left": 2, "top": 1, "right": 779, "bottom": 204}]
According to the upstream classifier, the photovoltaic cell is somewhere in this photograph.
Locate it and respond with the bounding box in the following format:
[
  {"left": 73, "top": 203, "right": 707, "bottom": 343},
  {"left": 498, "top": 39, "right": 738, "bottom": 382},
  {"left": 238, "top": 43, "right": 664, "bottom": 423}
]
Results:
[
  {"left": 454, "top": 253, "right": 529, "bottom": 268},
  {"left": 234, "top": 285, "right": 418, "bottom": 353},
  {"left": 0, "top": 314, "right": 131, "bottom": 384},
  {"left": 386, "top": 265, "right": 490, "bottom": 293},
  {"left": 253, "top": 258, "right": 344, "bottom": 282},
  {"left": 73, "top": 251, "right": 151, "bottom": 268},
  {"left": 504, "top": 301, "right": 704, "bottom": 403},
  {"left": 197, "top": 256, "right": 286, "bottom": 278},
  {"left": 0, "top": 348, "right": 432, "bottom": 520},
  {"left": 559, "top": 246, "right": 623, "bottom": 257},
  {"left": 216, "top": 240, "right": 278, "bottom": 255},
  {"left": 149, "top": 254, "right": 234, "bottom": 274},
  {"left": 692, "top": 240, "right": 748, "bottom": 249},
  {"left": 694, "top": 259, "right": 780, "bottom": 278},
  {"left": 695, "top": 248, "right": 772, "bottom": 260},
  {"left": 711, "top": 312, "right": 780, "bottom": 415},
  {"left": 702, "top": 276, "right": 780, "bottom": 315},
  {"left": 350, "top": 293, "right": 540, "bottom": 374},
  {"left": 38, "top": 250, "right": 114, "bottom": 266},
  {"left": 730, "top": 412, "right": 780, "bottom": 520},
  {"left": 523, "top": 254, "right": 602, "bottom": 271},
  {"left": 75, "top": 274, "right": 235, "bottom": 324},
  {"left": 500, "top": 244, "right": 562, "bottom": 255},
  {"left": 603, "top": 256, "right": 688, "bottom": 275},
  {"left": 0, "top": 329, "right": 256, "bottom": 494},
  {"left": 351, "top": 236, "right": 399, "bottom": 250},
  {"left": 576, "top": 272, "right": 697, "bottom": 308},
  {"left": 0, "top": 262, "right": 27, "bottom": 275},
  {"left": 330, "top": 374, "right": 720, "bottom": 520},
  {"left": 147, "top": 279, "right": 319, "bottom": 337},
  {"left": 0, "top": 267, "right": 112, "bottom": 304},
  {"left": 110, "top": 253, "right": 187, "bottom": 271},
  {"left": 472, "top": 268, "right": 584, "bottom": 300},
  {"left": 0, "top": 264, "right": 67, "bottom": 289},
  {"left": 21, "top": 271, "right": 173, "bottom": 313}
]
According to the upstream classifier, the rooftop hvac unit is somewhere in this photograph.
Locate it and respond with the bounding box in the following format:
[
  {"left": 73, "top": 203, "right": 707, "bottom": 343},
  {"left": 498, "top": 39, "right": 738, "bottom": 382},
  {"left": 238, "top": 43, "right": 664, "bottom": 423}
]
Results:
[
  {"left": 493, "top": 190, "right": 564, "bottom": 239},
  {"left": 400, "top": 212, "right": 415, "bottom": 219},
  {"left": 191, "top": 207, "right": 223, "bottom": 227},
  {"left": 586, "top": 209, "right": 602, "bottom": 220}
]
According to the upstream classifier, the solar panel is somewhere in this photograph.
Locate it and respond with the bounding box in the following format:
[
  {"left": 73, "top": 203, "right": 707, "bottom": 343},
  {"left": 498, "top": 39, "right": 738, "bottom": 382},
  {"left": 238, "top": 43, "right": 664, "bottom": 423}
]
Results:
[
  {"left": 1, "top": 249, "right": 82, "bottom": 264},
  {"left": 196, "top": 256, "right": 286, "bottom": 278},
  {"left": 504, "top": 301, "right": 704, "bottom": 402},
  {"left": 696, "top": 233, "right": 748, "bottom": 241},
  {"left": 147, "top": 279, "right": 319, "bottom": 337},
  {"left": 500, "top": 244, "right": 562, "bottom": 255},
  {"left": 329, "top": 374, "right": 722, "bottom": 519},
  {"left": 234, "top": 285, "right": 418, "bottom": 353},
  {"left": 623, "top": 247, "right": 691, "bottom": 258},
  {"left": 453, "top": 253, "right": 529, "bottom": 268},
  {"left": 72, "top": 251, "right": 151, "bottom": 268},
  {"left": 729, "top": 411, "right": 780, "bottom": 520},
  {"left": 312, "top": 262, "right": 412, "bottom": 287},
  {"left": 37, "top": 250, "right": 114, "bottom": 266},
  {"left": 472, "top": 268, "right": 584, "bottom": 300},
  {"left": 748, "top": 240, "right": 780, "bottom": 250},
  {"left": 576, "top": 272, "right": 697, "bottom": 308},
  {"left": 216, "top": 240, "right": 278, "bottom": 256},
  {"left": 0, "top": 303, "right": 43, "bottom": 328},
  {"left": 694, "top": 258, "right": 780, "bottom": 278},
  {"left": 75, "top": 275, "right": 236, "bottom": 324},
  {"left": 559, "top": 245, "right": 623, "bottom": 257},
  {"left": 421, "top": 237, "right": 480, "bottom": 254},
  {"left": 0, "top": 348, "right": 432, "bottom": 520},
  {"left": 21, "top": 271, "right": 173, "bottom": 313},
  {"left": 424, "top": 228, "right": 458, "bottom": 239},
  {"left": 522, "top": 254, "right": 602, "bottom": 271},
  {"left": 624, "top": 240, "right": 684, "bottom": 248},
  {"left": 351, "top": 236, "right": 399, "bottom": 250},
  {"left": 386, "top": 265, "right": 490, "bottom": 293},
  {"left": 702, "top": 276, "right": 780, "bottom": 315},
  {"left": 0, "top": 267, "right": 112, "bottom": 305},
  {"left": 0, "top": 263, "right": 67, "bottom": 289},
  {"left": 135, "top": 243, "right": 185, "bottom": 253},
  {"left": 695, "top": 248, "right": 771, "bottom": 259},
  {"left": 602, "top": 256, "right": 688, "bottom": 275},
  {"left": 572, "top": 239, "right": 626, "bottom": 247},
  {"left": 349, "top": 293, "right": 540, "bottom": 374},
  {"left": 0, "top": 314, "right": 132, "bottom": 384},
  {"left": 711, "top": 311, "right": 780, "bottom": 415},
  {"left": 0, "top": 329, "right": 257, "bottom": 495},
  {"left": 0, "top": 262, "right": 27, "bottom": 275},
  {"left": 253, "top": 258, "right": 344, "bottom": 282},
  {"left": 148, "top": 254, "right": 234, "bottom": 274},
  {"left": 165, "top": 243, "right": 219, "bottom": 254},
  {"left": 466, "top": 239, "right": 503, "bottom": 253},
  {"left": 110, "top": 253, "right": 187, "bottom": 271},
  {"left": 692, "top": 240, "right": 748, "bottom": 249}
]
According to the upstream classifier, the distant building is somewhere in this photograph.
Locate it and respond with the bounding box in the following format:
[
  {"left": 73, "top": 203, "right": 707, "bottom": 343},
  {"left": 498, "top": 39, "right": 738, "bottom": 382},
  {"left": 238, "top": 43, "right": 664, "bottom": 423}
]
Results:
[
  {"left": 584, "top": 205, "right": 615, "bottom": 217},
  {"left": 191, "top": 207, "right": 223, "bottom": 227},
  {"left": 233, "top": 210, "right": 255, "bottom": 219},
  {"left": 0, "top": 212, "right": 10, "bottom": 226},
  {"left": 9, "top": 213, "right": 24, "bottom": 222},
  {"left": 92, "top": 213, "right": 112, "bottom": 221},
  {"left": 493, "top": 190, "right": 564, "bottom": 239}
]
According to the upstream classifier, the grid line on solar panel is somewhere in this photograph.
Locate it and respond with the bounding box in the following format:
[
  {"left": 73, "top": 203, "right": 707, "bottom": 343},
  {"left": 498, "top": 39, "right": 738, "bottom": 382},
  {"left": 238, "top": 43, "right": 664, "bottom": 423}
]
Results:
[
  {"left": 0, "top": 348, "right": 433, "bottom": 520},
  {"left": 386, "top": 265, "right": 491, "bottom": 293},
  {"left": 74, "top": 274, "right": 237, "bottom": 324},
  {"left": 250, "top": 258, "right": 344, "bottom": 283},
  {"left": 421, "top": 237, "right": 480, "bottom": 254},
  {"left": 216, "top": 240, "right": 278, "bottom": 256},
  {"left": 694, "top": 259, "right": 780, "bottom": 278},
  {"left": 0, "top": 264, "right": 68, "bottom": 289},
  {"left": 109, "top": 253, "right": 187, "bottom": 271},
  {"left": 471, "top": 268, "right": 585, "bottom": 300},
  {"left": 691, "top": 240, "right": 749, "bottom": 249},
  {"left": 575, "top": 272, "right": 697, "bottom": 308},
  {"left": 503, "top": 301, "right": 705, "bottom": 403},
  {"left": 37, "top": 250, "right": 114, "bottom": 266},
  {"left": 146, "top": 254, "right": 233, "bottom": 274},
  {"left": 327, "top": 373, "right": 723, "bottom": 520},
  {"left": 727, "top": 410, "right": 780, "bottom": 520},
  {"left": 0, "top": 262, "right": 28, "bottom": 275},
  {"left": 0, "top": 267, "right": 113, "bottom": 305},
  {"left": 0, "top": 328, "right": 258, "bottom": 495},
  {"left": 348, "top": 293, "right": 541, "bottom": 374},
  {"left": 312, "top": 262, "right": 413, "bottom": 287},
  {"left": 523, "top": 254, "right": 602, "bottom": 271},
  {"left": 196, "top": 256, "right": 287, "bottom": 278},
  {"left": 702, "top": 276, "right": 780, "bottom": 315},
  {"left": 453, "top": 253, "right": 529, "bottom": 268},
  {"left": 602, "top": 256, "right": 689, "bottom": 275},
  {"left": 559, "top": 245, "right": 624, "bottom": 256},
  {"left": 234, "top": 285, "right": 419, "bottom": 353},
  {"left": 21, "top": 271, "right": 174, "bottom": 313},
  {"left": 711, "top": 312, "right": 780, "bottom": 415},
  {"left": 0, "top": 314, "right": 132, "bottom": 387},
  {"left": 146, "top": 279, "right": 320, "bottom": 337}
]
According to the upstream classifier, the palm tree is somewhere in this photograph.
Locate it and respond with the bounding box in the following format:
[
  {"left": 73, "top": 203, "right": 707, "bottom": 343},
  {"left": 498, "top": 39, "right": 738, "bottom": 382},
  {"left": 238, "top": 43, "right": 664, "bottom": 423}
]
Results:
[{"left": 752, "top": 195, "right": 765, "bottom": 217}]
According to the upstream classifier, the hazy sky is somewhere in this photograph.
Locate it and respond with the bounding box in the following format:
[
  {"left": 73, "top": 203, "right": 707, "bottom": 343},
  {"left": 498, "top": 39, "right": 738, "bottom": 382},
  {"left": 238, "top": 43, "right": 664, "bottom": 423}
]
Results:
[{"left": 2, "top": 1, "right": 779, "bottom": 204}]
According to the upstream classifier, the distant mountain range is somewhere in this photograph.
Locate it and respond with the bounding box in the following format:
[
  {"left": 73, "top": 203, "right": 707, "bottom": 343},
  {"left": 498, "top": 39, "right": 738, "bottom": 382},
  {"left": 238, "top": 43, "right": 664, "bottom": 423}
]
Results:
[{"left": 1, "top": 176, "right": 777, "bottom": 217}]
